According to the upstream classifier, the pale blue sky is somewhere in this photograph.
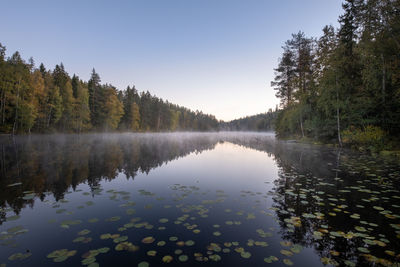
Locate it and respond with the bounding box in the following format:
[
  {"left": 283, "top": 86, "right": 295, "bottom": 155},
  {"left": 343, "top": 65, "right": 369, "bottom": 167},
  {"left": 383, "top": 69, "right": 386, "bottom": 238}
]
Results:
[{"left": 0, "top": 0, "right": 343, "bottom": 121}]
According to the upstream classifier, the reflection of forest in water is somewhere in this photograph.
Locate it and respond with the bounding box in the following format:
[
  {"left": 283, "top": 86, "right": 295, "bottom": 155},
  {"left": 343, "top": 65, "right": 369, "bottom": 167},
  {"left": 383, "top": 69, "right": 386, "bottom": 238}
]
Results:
[
  {"left": 0, "top": 134, "right": 222, "bottom": 218},
  {"left": 230, "top": 137, "right": 400, "bottom": 266},
  {"left": 1, "top": 133, "right": 399, "bottom": 266}
]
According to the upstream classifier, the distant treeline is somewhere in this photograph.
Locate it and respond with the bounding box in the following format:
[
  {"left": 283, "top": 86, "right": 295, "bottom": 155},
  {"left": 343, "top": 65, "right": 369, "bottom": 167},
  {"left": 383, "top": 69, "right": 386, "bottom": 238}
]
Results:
[
  {"left": 272, "top": 0, "right": 400, "bottom": 150},
  {"left": 220, "top": 110, "right": 277, "bottom": 131},
  {"left": 0, "top": 46, "right": 220, "bottom": 133}
]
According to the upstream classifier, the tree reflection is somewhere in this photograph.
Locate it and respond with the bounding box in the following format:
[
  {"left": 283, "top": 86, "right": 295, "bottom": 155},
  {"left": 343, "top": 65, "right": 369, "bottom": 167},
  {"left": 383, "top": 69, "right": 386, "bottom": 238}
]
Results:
[
  {"left": 227, "top": 137, "right": 400, "bottom": 267},
  {"left": 0, "top": 134, "right": 218, "bottom": 220},
  {"left": 0, "top": 133, "right": 398, "bottom": 266}
]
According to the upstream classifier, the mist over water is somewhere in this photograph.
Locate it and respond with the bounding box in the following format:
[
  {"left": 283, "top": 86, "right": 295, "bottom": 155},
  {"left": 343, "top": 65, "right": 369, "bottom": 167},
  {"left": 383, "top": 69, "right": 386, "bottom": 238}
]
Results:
[{"left": 0, "top": 132, "right": 399, "bottom": 266}]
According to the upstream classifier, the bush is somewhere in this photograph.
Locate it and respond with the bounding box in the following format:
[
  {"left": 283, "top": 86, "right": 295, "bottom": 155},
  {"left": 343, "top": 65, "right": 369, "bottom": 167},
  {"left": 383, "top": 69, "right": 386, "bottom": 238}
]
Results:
[{"left": 342, "top": 125, "right": 386, "bottom": 151}]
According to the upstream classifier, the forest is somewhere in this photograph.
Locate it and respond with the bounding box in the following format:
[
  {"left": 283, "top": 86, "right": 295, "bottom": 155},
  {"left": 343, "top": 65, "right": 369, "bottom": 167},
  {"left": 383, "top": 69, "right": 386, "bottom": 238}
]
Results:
[
  {"left": 272, "top": 0, "right": 400, "bottom": 150},
  {"left": 0, "top": 50, "right": 220, "bottom": 134},
  {"left": 220, "top": 110, "right": 277, "bottom": 131},
  {"left": 0, "top": 44, "right": 277, "bottom": 134}
]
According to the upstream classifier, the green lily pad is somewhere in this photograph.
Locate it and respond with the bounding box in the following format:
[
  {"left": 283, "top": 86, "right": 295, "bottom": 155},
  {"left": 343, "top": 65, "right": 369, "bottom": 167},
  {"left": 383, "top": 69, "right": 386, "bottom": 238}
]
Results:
[
  {"left": 113, "top": 236, "right": 128, "bottom": 243},
  {"left": 264, "top": 256, "right": 279, "bottom": 263},
  {"left": 169, "top": 236, "right": 178, "bottom": 241},
  {"left": 142, "top": 236, "right": 155, "bottom": 244},
  {"left": 178, "top": 255, "right": 188, "bottom": 262},
  {"left": 138, "top": 262, "right": 149, "bottom": 267},
  {"left": 209, "top": 254, "right": 221, "bottom": 262},
  {"left": 147, "top": 250, "right": 157, "bottom": 256},
  {"left": 162, "top": 255, "right": 173, "bottom": 263},
  {"left": 174, "top": 249, "right": 183, "bottom": 255},
  {"left": 73, "top": 236, "right": 85, "bottom": 243},
  {"left": 82, "top": 257, "right": 96, "bottom": 265},
  {"left": 240, "top": 251, "right": 251, "bottom": 258},
  {"left": 355, "top": 226, "right": 367, "bottom": 232},
  {"left": 8, "top": 252, "right": 32, "bottom": 261},
  {"left": 357, "top": 247, "right": 370, "bottom": 253},
  {"left": 6, "top": 215, "right": 20, "bottom": 221},
  {"left": 280, "top": 250, "right": 293, "bottom": 257},
  {"left": 97, "top": 247, "right": 110, "bottom": 253},
  {"left": 185, "top": 240, "right": 195, "bottom": 246},
  {"left": 157, "top": 241, "right": 166, "bottom": 246},
  {"left": 290, "top": 244, "right": 303, "bottom": 254},
  {"left": 78, "top": 229, "right": 91, "bottom": 235},
  {"left": 100, "top": 233, "right": 111, "bottom": 240},
  {"left": 283, "top": 259, "right": 294, "bottom": 266}
]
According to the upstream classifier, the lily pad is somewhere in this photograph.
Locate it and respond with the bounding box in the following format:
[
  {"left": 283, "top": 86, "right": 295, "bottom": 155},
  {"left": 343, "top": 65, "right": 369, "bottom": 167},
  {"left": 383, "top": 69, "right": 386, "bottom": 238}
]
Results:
[
  {"left": 78, "top": 229, "right": 91, "bottom": 235},
  {"left": 280, "top": 250, "right": 293, "bottom": 257},
  {"left": 162, "top": 255, "right": 173, "bottom": 263},
  {"left": 178, "top": 255, "right": 188, "bottom": 262},
  {"left": 169, "top": 236, "right": 178, "bottom": 241},
  {"left": 240, "top": 251, "right": 251, "bottom": 258},
  {"left": 283, "top": 258, "right": 294, "bottom": 266},
  {"left": 185, "top": 240, "right": 195, "bottom": 246},
  {"left": 8, "top": 182, "right": 22, "bottom": 187},
  {"left": 141, "top": 236, "right": 155, "bottom": 244},
  {"left": 138, "top": 262, "right": 149, "bottom": 267},
  {"left": 357, "top": 247, "right": 370, "bottom": 253},
  {"left": 157, "top": 241, "right": 166, "bottom": 246},
  {"left": 97, "top": 247, "right": 110, "bottom": 253},
  {"left": 147, "top": 250, "right": 157, "bottom": 256},
  {"left": 264, "top": 256, "right": 279, "bottom": 263}
]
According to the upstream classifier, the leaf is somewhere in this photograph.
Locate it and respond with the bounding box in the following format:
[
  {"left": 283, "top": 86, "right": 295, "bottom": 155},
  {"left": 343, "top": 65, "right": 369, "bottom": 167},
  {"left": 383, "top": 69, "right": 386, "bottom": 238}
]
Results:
[
  {"left": 162, "top": 255, "right": 173, "bottom": 263},
  {"left": 178, "top": 255, "right": 189, "bottom": 262},
  {"left": 147, "top": 250, "right": 157, "bottom": 256},
  {"left": 157, "top": 241, "right": 166, "bottom": 246},
  {"left": 141, "top": 236, "right": 155, "bottom": 244},
  {"left": 78, "top": 229, "right": 90, "bottom": 235},
  {"left": 283, "top": 259, "right": 294, "bottom": 266},
  {"left": 240, "top": 251, "right": 251, "bottom": 258}
]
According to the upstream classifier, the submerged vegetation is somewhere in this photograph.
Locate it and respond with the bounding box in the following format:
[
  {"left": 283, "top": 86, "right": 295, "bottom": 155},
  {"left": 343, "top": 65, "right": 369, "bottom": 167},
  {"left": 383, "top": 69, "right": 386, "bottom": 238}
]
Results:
[{"left": 272, "top": 0, "right": 400, "bottom": 151}]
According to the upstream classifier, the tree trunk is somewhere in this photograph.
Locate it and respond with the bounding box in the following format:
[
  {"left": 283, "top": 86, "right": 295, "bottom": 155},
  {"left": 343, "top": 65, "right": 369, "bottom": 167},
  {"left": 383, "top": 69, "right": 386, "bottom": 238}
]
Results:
[
  {"left": 381, "top": 54, "right": 386, "bottom": 127},
  {"left": 336, "top": 76, "right": 342, "bottom": 147},
  {"left": 12, "top": 78, "right": 21, "bottom": 135},
  {"left": 299, "top": 114, "right": 305, "bottom": 138},
  {"left": 47, "top": 106, "right": 52, "bottom": 128},
  {"left": 0, "top": 89, "right": 4, "bottom": 124}
]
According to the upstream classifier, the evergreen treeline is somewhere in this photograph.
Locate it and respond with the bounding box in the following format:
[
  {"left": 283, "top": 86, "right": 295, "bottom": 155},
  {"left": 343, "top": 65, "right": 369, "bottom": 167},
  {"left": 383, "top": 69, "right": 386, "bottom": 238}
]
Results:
[
  {"left": 221, "top": 109, "right": 277, "bottom": 131},
  {"left": 272, "top": 0, "right": 400, "bottom": 149},
  {"left": 0, "top": 46, "right": 219, "bottom": 134}
]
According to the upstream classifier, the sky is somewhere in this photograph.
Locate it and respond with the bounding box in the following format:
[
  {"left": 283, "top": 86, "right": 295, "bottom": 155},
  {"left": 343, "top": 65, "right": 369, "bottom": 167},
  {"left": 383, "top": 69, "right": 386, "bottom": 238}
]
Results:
[{"left": 0, "top": 0, "right": 343, "bottom": 121}]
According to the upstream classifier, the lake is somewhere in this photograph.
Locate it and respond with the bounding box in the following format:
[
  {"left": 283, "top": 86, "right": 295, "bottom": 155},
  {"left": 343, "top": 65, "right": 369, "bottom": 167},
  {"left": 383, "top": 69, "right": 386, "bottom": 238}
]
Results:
[{"left": 0, "top": 133, "right": 399, "bottom": 266}]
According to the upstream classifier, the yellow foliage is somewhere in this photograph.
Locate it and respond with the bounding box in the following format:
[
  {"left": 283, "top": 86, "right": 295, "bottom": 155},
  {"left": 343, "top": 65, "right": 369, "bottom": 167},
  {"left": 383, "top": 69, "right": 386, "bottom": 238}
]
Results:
[{"left": 342, "top": 125, "right": 385, "bottom": 150}]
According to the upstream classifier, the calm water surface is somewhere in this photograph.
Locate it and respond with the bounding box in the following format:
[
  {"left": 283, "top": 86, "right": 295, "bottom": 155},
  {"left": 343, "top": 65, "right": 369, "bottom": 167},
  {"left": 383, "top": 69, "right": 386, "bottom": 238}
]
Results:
[{"left": 0, "top": 133, "right": 399, "bottom": 267}]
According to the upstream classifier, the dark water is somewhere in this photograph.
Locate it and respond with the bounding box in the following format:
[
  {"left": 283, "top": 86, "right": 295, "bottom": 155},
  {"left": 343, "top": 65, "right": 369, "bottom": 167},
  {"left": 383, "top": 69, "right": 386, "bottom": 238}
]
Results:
[{"left": 0, "top": 133, "right": 399, "bottom": 267}]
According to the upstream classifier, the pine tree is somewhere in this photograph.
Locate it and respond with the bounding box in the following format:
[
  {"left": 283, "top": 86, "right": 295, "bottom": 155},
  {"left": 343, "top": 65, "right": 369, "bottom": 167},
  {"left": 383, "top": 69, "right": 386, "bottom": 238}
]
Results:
[{"left": 88, "top": 68, "right": 102, "bottom": 128}]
